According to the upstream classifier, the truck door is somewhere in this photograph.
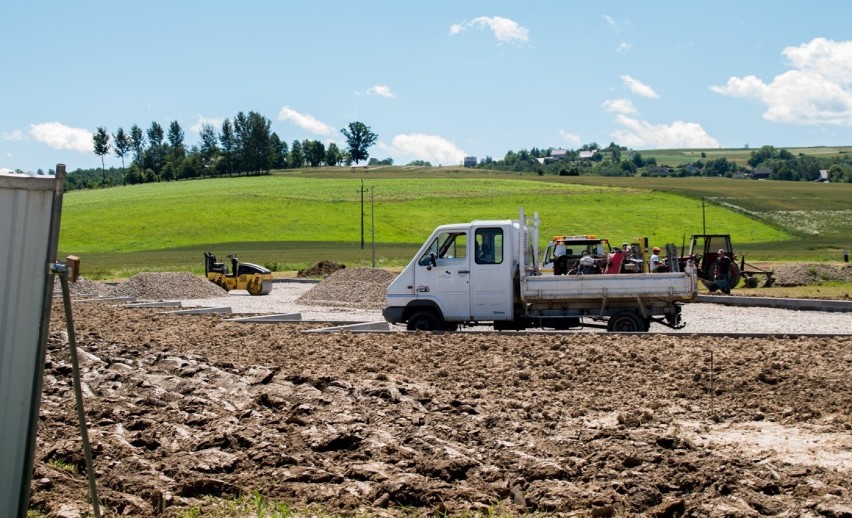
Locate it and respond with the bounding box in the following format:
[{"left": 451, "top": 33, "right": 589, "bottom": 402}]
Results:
[
  {"left": 470, "top": 226, "right": 512, "bottom": 320},
  {"left": 414, "top": 230, "right": 471, "bottom": 320}
]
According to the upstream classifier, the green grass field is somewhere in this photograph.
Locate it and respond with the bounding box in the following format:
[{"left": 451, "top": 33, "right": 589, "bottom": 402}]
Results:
[
  {"left": 57, "top": 168, "right": 851, "bottom": 278},
  {"left": 641, "top": 146, "right": 852, "bottom": 168}
]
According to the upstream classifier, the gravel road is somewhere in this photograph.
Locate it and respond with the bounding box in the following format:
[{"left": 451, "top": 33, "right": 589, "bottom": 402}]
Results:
[{"left": 178, "top": 281, "right": 852, "bottom": 335}]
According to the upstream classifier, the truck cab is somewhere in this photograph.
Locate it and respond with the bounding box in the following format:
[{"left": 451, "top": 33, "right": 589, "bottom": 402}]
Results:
[{"left": 383, "top": 219, "right": 526, "bottom": 330}]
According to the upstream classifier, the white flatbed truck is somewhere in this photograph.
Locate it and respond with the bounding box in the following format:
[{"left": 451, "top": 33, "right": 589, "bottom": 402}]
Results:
[{"left": 383, "top": 209, "right": 697, "bottom": 332}]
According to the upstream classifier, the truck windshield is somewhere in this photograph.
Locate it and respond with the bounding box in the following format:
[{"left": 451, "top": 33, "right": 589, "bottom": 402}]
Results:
[{"left": 418, "top": 231, "right": 467, "bottom": 265}]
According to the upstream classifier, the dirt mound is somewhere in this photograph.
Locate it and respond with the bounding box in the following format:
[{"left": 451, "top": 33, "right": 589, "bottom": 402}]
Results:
[
  {"left": 34, "top": 302, "right": 852, "bottom": 517},
  {"left": 771, "top": 262, "right": 852, "bottom": 287},
  {"left": 297, "top": 260, "right": 346, "bottom": 278},
  {"left": 296, "top": 267, "right": 397, "bottom": 309},
  {"left": 112, "top": 272, "right": 227, "bottom": 299}
]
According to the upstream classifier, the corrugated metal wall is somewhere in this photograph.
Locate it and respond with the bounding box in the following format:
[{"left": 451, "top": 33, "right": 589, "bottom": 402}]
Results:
[{"left": 0, "top": 168, "right": 65, "bottom": 517}]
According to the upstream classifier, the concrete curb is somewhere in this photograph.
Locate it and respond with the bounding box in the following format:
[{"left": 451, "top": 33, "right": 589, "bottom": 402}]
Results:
[
  {"left": 161, "top": 306, "right": 232, "bottom": 315},
  {"left": 696, "top": 295, "right": 852, "bottom": 312},
  {"left": 304, "top": 321, "right": 392, "bottom": 333},
  {"left": 124, "top": 301, "right": 182, "bottom": 308},
  {"left": 225, "top": 313, "right": 302, "bottom": 323}
]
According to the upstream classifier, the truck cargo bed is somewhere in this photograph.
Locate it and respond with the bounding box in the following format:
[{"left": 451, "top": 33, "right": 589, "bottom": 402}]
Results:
[{"left": 521, "top": 272, "right": 696, "bottom": 303}]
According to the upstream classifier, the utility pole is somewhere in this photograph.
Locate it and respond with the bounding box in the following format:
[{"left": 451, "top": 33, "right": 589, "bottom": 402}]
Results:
[
  {"left": 358, "top": 179, "right": 367, "bottom": 249},
  {"left": 702, "top": 197, "right": 706, "bottom": 234},
  {"left": 371, "top": 187, "right": 376, "bottom": 267}
]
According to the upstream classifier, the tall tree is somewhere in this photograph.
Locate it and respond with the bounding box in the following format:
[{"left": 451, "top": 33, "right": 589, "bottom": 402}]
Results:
[
  {"left": 167, "top": 121, "right": 185, "bottom": 158},
  {"left": 289, "top": 140, "right": 304, "bottom": 168},
  {"left": 219, "top": 119, "right": 236, "bottom": 176},
  {"left": 199, "top": 123, "right": 219, "bottom": 176},
  {"left": 325, "top": 142, "right": 342, "bottom": 166},
  {"left": 340, "top": 121, "right": 378, "bottom": 164},
  {"left": 303, "top": 139, "right": 326, "bottom": 167},
  {"left": 129, "top": 124, "right": 145, "bottom": 165},
  {"left": 244, "top": 111, "right": 272, "bottom": 174},
  {"left": 92, "top": 126, "right": 111, "bottom": 184},
  {"left": 146, "top": 121, "right": 165, "bottom": 180},
  {"left": 165, "top": 121, "right": 186, "bottom": 181},
  {"left": 112, "top": 127, "right": 132, "bottom": 179},
  {"left": 269, "top": 132, "right": 287, "bottom": 169}
]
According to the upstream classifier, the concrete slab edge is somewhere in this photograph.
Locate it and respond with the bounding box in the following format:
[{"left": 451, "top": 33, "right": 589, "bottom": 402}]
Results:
[
  {"left": 161, "top": 306, "right": 232, "bottom": 315},
  {"left": 304, "top": 321, "right": 392, "bottom": 333},
  {"left": 225, "top": 313, "right": 302, "bottom": 323},
  {"left": 696, "top": 295, "right": 852, "bottom": 312},
  {"left": 125, "top": 301, "right": 182, "bottom": 308}
]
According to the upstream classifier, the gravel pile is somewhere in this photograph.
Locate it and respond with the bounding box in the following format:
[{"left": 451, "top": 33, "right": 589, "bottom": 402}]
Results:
[
  {"left": 772, "top": 262, "right": 852, "bottom": 286},
  {"left": 54, "top": 276, "right": 116, "bottom": 297},
  {"left": 113, "top": 272, "right": 226, "bottom": 300},
  {"left": 296, "top": 267, "right": 398, "bottom": 309}
]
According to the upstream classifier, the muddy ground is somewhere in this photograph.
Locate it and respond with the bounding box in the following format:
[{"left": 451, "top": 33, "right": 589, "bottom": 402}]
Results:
[{"left": 31, "top": 301, "right": 851, "bottom": 517}]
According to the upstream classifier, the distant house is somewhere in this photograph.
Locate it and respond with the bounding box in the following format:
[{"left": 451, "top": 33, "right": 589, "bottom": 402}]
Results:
[
  {"left": 648, "top": 166, "right": 670, "bottom": 177},
  {"left": 753, "top": 167, "right": 772, "bottom": 180},
  {"left": 463, "top": 156, "right": 477, "bottom": 168},
  {"left": 550, "top": 149, "right": 568, "bottom": 160},
  {"left": 579, "top": 150, "right": 597, "bottom": 160},
  {"left": 815, "top": 169, "right": 830, "bottom": 182}
]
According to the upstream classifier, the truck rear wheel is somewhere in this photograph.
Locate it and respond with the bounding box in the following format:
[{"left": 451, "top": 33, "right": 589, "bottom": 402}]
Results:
[
  {"left": 407, "top": 310, "right": 442, "bottom": 331},
  {"left": 607, "top": 311, "right": 646, "bottom": 332}
]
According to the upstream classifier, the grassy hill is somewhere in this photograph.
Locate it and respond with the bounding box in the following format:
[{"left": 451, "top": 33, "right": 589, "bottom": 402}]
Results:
[{"left": 58, "top": 167, "right": 851, "bottom": 278}]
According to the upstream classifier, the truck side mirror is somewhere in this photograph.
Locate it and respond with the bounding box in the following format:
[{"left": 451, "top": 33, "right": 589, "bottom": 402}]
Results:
[{"left": 429, "top": 252, "right": 437, "bottom": 268}]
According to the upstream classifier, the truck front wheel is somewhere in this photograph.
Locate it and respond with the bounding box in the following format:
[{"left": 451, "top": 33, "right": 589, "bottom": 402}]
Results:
[
  {"left": 607, "top": 311, "right": 646, "bottom": 332},
  {"left": 407, "top": 310, "right": 442, "bottom": 331}
]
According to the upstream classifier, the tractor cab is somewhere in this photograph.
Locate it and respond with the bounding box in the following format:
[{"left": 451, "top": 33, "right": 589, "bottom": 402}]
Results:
[
  {"left": 686, "top": 234, "right": 736, "bottom": 282},
  {"left": 541, "top": 235, "right": 611, "bottom": 274},
  {"left": 684, "top": 234, "right": 774, "bottom": 289}
]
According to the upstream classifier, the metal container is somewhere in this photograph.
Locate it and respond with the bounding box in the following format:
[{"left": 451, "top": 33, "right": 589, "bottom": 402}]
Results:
[{"left": 0, "top": 165, "right": 65, "bottom": 517}]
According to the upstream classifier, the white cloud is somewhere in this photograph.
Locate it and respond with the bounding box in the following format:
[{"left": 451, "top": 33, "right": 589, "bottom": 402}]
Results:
[
  {"left": 387, "top": 133, "right": 465, "bottom": 165},
  {"left": 711, "top": 38, "right": 852, "bottom": 126},
  {"left": 0, "top": 167, "right": 13, "bottom": 174},
  {"left": 610, "top": 114, "right": 720, "bottom": 149},
  {"left": 450, "top": 16, "right": 529, "bottom": 46},
  {"left": 29, "top": 122, "right": 92, "bottom": 153},
  {"left": 277, "top": 106, "right": 335, "bottom": 136},
  {"left": 615, "top": 42, "right": 632, "bottom": 53},
  {"left": 602, "top": 98, "right": 638, "bottom": 115},
  {"left": 190, "top": 115, "right": 224, "bottom": 134},
  {"left": 366, "top": 85, "right": 395, "bottom": 98},
  {"left": 559, "top": 130, "right": 581, "bottom": 147},
  {"left": 2, "top": 129, "right": 24, "bottom": 141},
  {"left": 621, "top": 75, "right": 659, "bottom": 99}
]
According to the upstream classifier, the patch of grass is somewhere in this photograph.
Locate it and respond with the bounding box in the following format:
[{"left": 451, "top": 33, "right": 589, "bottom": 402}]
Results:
[{"left": 46, "top": 459, "right": 77, "bottom": 473}]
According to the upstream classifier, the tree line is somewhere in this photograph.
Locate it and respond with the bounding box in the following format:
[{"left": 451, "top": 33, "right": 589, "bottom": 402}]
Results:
[
  {"left": 75, "top": 108, "right": 852, "bottom": 189},
  {"left": 84, "top": 112, "right": 378, "bottom": 189},
  {"left": 472, "top": 143, "right": 852, "bottom": 182}
]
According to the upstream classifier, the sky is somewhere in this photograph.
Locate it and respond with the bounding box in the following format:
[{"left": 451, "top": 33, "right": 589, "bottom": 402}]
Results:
[{"left": 2, "top": 0, "right": 852, "bottom": 174}]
